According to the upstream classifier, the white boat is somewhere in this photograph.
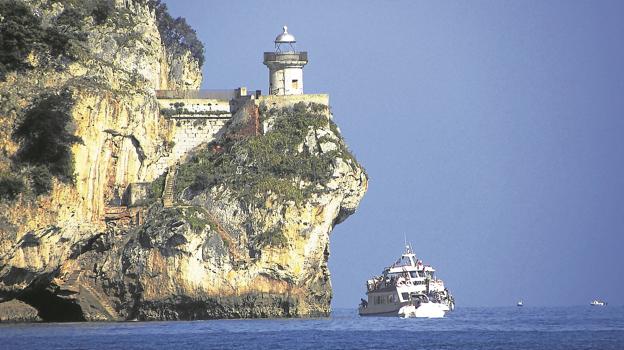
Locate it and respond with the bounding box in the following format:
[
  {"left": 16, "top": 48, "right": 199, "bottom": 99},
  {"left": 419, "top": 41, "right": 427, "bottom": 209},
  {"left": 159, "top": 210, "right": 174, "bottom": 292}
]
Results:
[
  {"left": 517, "top": 300, "right": 523, "bottom": 307},
  {"left": 358, "top": 244, "right": 454, "bottom": 318},
  {"left": 590, "top": 299, "right": 607, "bottom": 306}
]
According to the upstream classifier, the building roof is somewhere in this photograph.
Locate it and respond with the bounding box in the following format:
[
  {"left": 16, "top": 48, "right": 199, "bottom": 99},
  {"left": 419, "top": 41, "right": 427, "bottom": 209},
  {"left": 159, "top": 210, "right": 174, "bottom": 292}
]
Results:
[{"left": 275, "top": 26, "right": 296, "bottom": 43}]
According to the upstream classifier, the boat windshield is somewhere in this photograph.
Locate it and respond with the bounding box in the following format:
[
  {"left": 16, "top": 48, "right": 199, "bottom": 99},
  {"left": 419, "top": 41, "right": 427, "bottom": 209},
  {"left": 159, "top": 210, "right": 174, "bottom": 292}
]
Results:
[
  {"left": 394, "top": 256, "right": 413, "bottom": 267},
  {"left": 409, "top": 271, "right": 419, "bottom": 278}
]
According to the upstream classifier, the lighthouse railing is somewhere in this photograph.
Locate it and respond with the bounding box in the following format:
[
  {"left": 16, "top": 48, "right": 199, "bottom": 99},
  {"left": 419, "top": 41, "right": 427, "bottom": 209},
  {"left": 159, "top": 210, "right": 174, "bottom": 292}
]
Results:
[
  {"left": 155, "top": 89, "right": 238, "bottom": 100},
  {"left": 263, "top": 52, "right": 308, "bottom": 62}
]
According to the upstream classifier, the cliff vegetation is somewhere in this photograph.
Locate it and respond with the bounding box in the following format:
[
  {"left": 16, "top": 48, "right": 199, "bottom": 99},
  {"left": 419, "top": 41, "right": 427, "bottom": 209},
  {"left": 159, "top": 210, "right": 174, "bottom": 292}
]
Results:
[{"left": 175, "top": 103, "right": 347, "bottom": 204}]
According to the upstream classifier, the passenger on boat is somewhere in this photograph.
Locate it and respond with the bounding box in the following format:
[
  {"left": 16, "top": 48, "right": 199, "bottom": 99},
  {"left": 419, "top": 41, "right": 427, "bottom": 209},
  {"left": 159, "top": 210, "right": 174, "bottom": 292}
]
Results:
[{"left": 360, "top": 298, "right": 368, "bottom": 308}]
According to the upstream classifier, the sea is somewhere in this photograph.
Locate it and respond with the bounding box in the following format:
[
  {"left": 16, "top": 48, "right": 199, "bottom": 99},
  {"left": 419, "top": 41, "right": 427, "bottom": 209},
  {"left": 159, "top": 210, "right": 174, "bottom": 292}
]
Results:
[{"left": 1, "top": 306, "right": 623, "bottom": 349}]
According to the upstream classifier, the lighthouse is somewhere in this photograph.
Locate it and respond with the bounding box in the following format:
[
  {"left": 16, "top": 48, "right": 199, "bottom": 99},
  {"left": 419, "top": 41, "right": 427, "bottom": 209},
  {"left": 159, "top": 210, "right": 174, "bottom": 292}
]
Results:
[{"left": 263, "top": 26, "right": 308, "bottom": 96}]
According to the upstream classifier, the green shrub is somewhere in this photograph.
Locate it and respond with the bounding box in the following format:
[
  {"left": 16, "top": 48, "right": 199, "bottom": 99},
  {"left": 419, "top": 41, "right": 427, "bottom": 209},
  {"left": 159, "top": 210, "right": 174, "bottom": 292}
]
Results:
[
  {"left": 92, "top": 0, "right": 114, "bottom": 25},
  {"left": 254, "top": 228, "right": 288, "bottom": 248},
  {"left": 0, "top": 0, "right": 45, "bottom": 79},
  {"left": 46, "top": 8, "right": 87, "bottom": 58},
  {"left": 0, "top": 0, "right": 86, "bottom": 80},
  {"left": 188, "top": 173, "right": 212, "bottom": 193},
  {"left": 44, "top": 27, "right": 72, "bottom": 57},
  {"left": 13, "top": 91, "right": 82, "bottom": 182},
  {"left": 0, "top": 173, "right": 25, "bottom": 201},
  {"left": 148, "top": 173, "right": 165, "bottom": 200},
  {"left": 30, "top": 166, "right": 53, "bottom": 196},
  {"left": 182, "top": 206, "right": 214, "bottom": 232},
  {"left": 55, "top": 8, "right": 85, "bottom": 30},
  {"left": 0, "top": 63, "right": 7, "bottom": 80}
]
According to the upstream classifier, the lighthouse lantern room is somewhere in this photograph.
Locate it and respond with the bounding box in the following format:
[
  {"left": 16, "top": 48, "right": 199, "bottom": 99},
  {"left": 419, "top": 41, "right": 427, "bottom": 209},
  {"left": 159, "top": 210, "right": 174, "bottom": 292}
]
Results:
[{"left": 263, "top": 26, "right": 308, "bottom": 96}]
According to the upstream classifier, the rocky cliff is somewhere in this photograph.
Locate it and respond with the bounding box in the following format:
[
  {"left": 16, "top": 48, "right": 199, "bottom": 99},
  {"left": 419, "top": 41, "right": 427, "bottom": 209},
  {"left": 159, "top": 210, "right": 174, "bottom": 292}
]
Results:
[{"left": 0, "top": 0, "right": 367, "bottom": 321}]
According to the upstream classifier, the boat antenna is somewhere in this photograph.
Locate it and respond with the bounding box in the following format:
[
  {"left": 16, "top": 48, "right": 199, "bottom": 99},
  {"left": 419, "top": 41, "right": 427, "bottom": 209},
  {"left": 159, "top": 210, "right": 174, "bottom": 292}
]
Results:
[
  {"left": 404, "top": 234, "right": 409, "bottom": 253},
  {"left": 403, "top": 234, "right": 412, "bottom": 254}
]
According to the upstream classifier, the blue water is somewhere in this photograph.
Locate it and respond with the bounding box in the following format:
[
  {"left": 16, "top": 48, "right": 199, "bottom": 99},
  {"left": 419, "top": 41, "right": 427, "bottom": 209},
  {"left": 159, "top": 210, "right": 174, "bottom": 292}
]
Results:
[{"left": 1, "top": 307, "right": 623, "bottom": 349}]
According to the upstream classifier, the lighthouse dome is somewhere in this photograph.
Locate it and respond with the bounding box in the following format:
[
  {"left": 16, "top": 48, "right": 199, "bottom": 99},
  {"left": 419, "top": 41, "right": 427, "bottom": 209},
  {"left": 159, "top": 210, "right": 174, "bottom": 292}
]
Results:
[{"left": 275, "top": 26, "right": 296, "bottom": 43}]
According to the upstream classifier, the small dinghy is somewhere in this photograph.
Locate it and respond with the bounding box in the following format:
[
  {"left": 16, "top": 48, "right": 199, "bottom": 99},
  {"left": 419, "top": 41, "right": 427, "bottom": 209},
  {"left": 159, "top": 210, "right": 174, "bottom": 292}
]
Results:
[{"left": 590, "top": 299, "right": 607, "bottom": 306}]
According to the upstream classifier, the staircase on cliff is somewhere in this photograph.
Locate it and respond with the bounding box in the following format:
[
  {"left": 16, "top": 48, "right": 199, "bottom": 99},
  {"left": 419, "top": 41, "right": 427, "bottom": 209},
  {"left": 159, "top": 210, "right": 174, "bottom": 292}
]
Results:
[
  {"left": 61, "top": 271, "right": 119, "bottom": 321},
  {"left": 205, "top": 211, "right": 247, "bottom": 264},
  {"left": 79, "top": 281, "right": 119, "bottom": 321},
  {"left": 163, "top": 164, "right": 177, "bottom": 208}
]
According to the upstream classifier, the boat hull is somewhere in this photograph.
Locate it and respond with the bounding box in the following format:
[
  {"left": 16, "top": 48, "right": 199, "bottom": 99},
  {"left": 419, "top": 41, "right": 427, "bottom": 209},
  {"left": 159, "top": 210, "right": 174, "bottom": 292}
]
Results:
[
  {"left": 358, "top": 310, "right": 402, "bottom": 317},
  {"left": 358, "top": 302, "right": 403, "bottom": 317},
  {"left": 358, "top": 301, "right": 447, "bottom": 318}
]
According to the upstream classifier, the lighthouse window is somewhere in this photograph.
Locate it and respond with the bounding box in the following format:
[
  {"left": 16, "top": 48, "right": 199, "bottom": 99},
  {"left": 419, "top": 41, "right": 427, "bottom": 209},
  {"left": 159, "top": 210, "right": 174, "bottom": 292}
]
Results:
[{"left": 291, "top": 79, "right": 299, "bottom": 89}]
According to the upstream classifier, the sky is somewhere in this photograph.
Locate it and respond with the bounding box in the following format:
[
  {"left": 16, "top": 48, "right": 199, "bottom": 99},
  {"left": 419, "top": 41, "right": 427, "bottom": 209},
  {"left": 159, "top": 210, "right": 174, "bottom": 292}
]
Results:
[{"left": 163, "top": 0, "right": 624, "bottom": 308}]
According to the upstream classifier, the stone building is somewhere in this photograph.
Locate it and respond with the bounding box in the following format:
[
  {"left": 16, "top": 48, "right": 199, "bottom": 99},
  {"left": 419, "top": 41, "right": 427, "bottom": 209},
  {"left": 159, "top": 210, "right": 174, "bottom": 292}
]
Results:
[{"left": 263, "top": 26, "right": 309, "bottom": 96}]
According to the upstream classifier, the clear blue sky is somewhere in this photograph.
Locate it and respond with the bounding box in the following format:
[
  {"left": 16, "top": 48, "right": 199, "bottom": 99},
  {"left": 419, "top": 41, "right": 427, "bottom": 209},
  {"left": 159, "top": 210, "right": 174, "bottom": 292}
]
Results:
[{"left": 163, "top": 0, "right": 624, "bottom": 307}]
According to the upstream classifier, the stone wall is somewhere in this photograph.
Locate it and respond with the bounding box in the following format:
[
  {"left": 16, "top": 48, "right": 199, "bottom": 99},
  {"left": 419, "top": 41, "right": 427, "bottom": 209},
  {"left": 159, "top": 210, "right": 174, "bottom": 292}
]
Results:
[
  {"left": 258, "top": 94, "right": 329, "bottom": 110},
  {"left": 170, "top": 117, "right": 228, "bottom": 159},
  {"left": 125, "top": 182, "right": 151, "bottom": 207},
  {"left": 152, "top": 98, "right": 233, "bottom": 175}
]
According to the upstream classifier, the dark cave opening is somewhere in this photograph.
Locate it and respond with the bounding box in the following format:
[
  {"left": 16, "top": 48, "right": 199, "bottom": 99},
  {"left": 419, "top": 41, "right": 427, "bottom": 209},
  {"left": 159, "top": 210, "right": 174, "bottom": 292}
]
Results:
[{"left": 18, "top": 287, "right": 85, "bottom": 322}]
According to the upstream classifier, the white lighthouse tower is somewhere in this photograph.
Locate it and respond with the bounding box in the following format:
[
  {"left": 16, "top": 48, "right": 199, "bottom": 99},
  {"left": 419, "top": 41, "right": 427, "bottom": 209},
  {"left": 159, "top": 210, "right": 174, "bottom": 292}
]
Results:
[{"left": 263, "top": 26, "right": 308, "bottom": 96}]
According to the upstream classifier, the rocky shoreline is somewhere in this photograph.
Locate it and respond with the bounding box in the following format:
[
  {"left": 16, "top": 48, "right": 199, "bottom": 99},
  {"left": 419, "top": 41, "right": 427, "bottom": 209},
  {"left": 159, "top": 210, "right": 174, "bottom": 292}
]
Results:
[{"left": 0, "top": 300, "right": 41, "bottom": 323}]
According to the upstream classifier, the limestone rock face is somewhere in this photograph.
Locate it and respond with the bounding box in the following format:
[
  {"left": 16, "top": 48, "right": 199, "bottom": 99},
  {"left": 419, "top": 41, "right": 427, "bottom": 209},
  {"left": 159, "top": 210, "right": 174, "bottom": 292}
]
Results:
[
  {"left": 161, "top": 46, "right": 203, "bottom": 91},
  {"left": 0, "top": 299, "right": 41, "bottom": 323},
  {"left": 0, "top": 0, "right": 202, "bottom": 238},
  {"left": 0, "top": 1, "right": 367, "bottom": 321}
]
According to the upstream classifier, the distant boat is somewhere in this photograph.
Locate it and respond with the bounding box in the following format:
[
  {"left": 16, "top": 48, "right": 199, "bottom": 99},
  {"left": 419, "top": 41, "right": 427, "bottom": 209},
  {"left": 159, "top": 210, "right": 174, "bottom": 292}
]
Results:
[
  {"left": 517, "top": 300, "right": 523, "bottom": 307},
  {"left": 590, "top": 299, "right": 607, "bottom": 306}
]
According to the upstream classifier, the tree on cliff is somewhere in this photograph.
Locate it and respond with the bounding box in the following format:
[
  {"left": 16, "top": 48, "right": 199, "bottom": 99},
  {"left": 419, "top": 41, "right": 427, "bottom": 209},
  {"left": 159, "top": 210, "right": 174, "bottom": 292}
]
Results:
[
  {"left": 0, "top": 0, "right": 45, "bottom": 79},
  {"left": 13, "top": 92, "right": 82, "bottom": 182},
  {"left": 0, "top": 0, "right": 87, "bottom": 80},
  {"left": 147, "top": 0, "right": 205, "bottom": 66}
]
